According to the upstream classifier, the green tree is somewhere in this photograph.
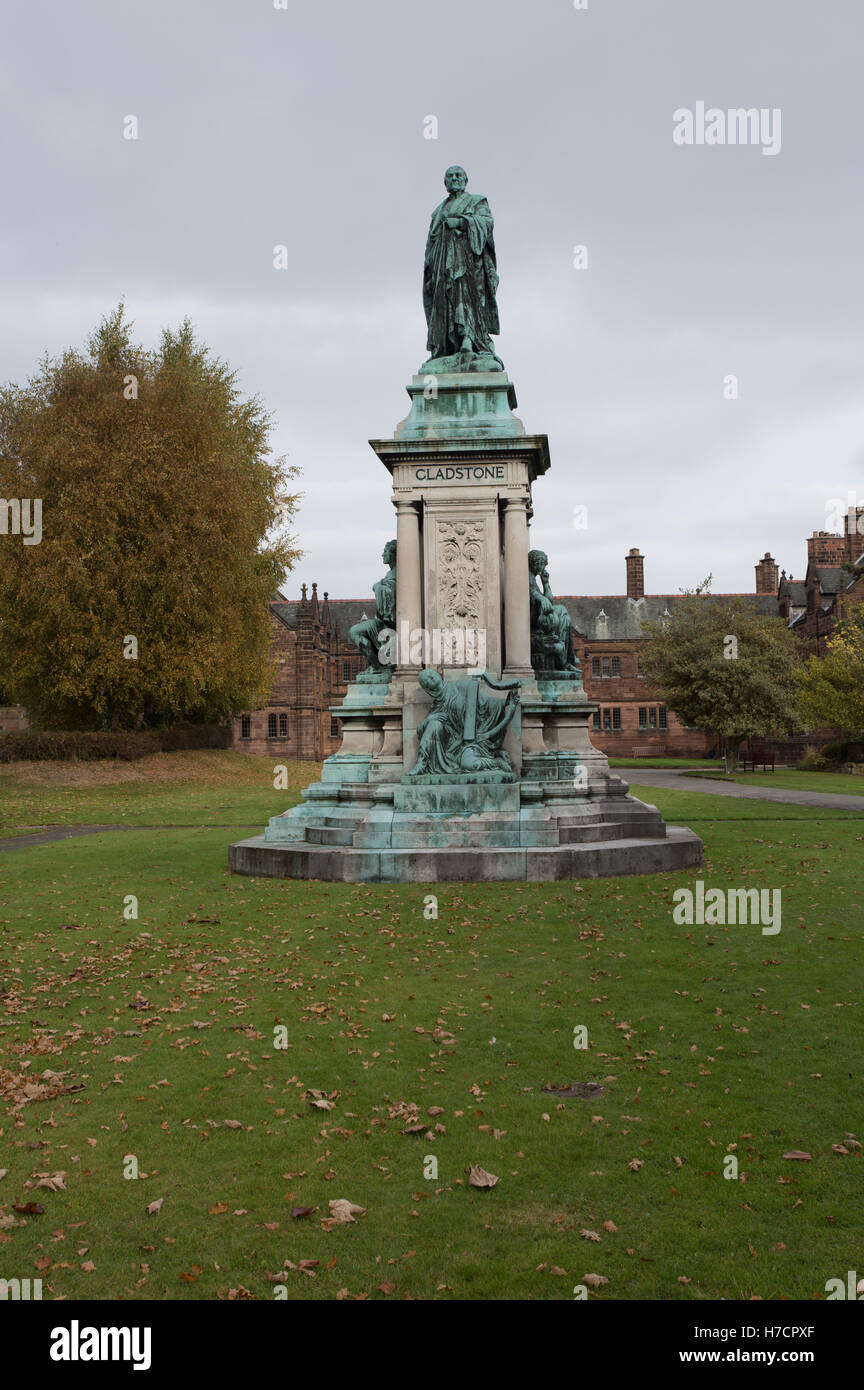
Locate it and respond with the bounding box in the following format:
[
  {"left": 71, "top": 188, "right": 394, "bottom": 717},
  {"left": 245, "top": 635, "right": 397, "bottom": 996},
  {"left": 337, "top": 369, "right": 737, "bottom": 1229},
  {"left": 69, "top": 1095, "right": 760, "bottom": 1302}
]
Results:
[
  {"left": 640, "top": 592, "right": 802, "bottom": 772},
  {"left": 0, "top": 305, "right": 301, "bottom": 730},
  {"left": 796, "top": 604, "right": 864, "bottom": 738}
]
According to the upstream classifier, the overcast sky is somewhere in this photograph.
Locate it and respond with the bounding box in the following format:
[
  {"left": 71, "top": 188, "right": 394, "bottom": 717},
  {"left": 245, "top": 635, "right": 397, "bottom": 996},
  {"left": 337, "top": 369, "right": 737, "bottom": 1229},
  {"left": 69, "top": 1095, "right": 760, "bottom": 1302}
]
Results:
[{"left": 3, "top": 0, "right": 862, "bottom": 601}]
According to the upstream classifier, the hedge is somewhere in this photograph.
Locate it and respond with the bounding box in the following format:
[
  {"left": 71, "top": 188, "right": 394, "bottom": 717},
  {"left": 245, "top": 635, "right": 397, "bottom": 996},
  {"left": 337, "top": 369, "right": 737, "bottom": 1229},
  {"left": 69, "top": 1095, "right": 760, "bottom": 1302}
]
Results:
[{"left": 0, "top": 725, "right": 232, "bottom": 762}]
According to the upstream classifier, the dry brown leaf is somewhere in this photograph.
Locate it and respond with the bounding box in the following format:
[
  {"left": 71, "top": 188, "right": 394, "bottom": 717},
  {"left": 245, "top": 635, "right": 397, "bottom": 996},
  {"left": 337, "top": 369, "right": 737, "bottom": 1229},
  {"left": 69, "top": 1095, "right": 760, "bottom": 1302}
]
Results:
[
  {"left": 146, "top": 1198, "right": 163, "bottom": 1216},
  {"left": 328, "top": 1199, "right": 366, "bottom": 1224},
  {"left": 603, "top": 1220, "right": 618, "bottom": 1233},
  {"left": 580, "top": 1228, "right": 601, "bottom": 1242},
  {"left": 782, "top": 1150, "right": 811, "bottom": 1161},
  {"left": 467, "top": 1165, "right": 498, "bottom": 1189},
  {"left": 583, "top": 1272, "right": 609, "bottom": 1287}
]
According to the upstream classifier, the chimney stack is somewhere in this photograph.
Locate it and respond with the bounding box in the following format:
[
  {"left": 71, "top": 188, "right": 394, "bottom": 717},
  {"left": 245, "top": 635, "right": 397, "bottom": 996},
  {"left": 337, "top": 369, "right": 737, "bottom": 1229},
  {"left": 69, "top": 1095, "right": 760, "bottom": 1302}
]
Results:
[
  {"left": 626, "top": 548, "right": 644, "bottom": 600},
  {"left": 844, "top": 507, "right": 864, "bottom": 560},
  {"left": 807, "top": 531, "right": 845, "bottom": 566},
  {"left": 755, "top": 552, "right": 778, "bottom": 595}
]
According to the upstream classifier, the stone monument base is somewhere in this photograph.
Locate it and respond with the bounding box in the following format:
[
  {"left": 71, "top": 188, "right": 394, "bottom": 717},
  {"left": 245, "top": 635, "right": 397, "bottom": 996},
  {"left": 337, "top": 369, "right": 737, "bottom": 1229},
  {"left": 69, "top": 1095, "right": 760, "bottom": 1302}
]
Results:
[{"left": 228, "top": 773, "right": 702, "bottom": 883}]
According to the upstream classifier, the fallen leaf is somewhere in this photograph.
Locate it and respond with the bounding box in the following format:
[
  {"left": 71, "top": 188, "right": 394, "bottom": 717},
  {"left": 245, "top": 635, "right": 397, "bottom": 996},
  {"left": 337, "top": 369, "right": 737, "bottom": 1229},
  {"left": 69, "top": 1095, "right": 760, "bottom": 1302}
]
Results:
[
  {"left": 328, "top": 1199, "right": 366, "bottom": 1224},
  {"left": 146, "top": 1198, "right": 163, "bottom": 1216},
  {"left": 467, "top": 1165, "right": 498, "bottom": 1189}
]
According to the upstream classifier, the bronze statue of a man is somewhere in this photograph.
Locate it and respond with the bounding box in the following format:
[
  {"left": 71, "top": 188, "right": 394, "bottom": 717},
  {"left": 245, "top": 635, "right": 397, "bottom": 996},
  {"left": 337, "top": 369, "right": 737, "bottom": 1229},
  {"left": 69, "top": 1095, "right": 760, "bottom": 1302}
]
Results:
[
  {"left": 422, "top": 166, "right": 502, "bottom": 368},
  {"left": 349, "top": 540, "right": 397, "bottom": 675}
]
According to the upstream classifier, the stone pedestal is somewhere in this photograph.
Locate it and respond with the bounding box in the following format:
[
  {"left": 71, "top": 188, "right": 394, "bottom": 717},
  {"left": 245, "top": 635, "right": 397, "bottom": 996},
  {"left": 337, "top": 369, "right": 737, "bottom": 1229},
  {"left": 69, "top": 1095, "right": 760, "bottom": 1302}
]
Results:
[{"left": 229, "top": 368, "right": 702, "bottom": 883}]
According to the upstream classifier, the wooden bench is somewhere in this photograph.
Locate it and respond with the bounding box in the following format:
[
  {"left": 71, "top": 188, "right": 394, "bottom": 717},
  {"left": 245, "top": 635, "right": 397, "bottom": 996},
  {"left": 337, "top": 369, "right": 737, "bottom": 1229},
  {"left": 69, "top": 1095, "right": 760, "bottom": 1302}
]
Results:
[
  {"left": 741, "top": 745, "right": 775, "bottom": 772},
  {"left": 632, "top": 745, "right": 664, "bottom": 758}
]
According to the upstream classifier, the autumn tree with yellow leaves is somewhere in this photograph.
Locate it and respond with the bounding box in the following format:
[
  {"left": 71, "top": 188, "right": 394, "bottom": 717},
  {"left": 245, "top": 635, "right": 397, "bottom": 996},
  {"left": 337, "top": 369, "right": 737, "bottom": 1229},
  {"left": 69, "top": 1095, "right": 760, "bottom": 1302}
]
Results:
[
  {"left": 797, "top": 603, "right": 864, "bottom": 738},
  {"left": 0, "top": 306, "right": 301, "bottom": 730}
]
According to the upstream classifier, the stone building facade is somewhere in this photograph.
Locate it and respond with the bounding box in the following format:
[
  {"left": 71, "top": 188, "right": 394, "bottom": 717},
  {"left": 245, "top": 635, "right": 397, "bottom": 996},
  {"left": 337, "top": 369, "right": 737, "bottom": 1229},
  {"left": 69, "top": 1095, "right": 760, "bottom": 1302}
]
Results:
[
  {"left": 229, "top": 584, "right": 369, "bottom": 760},
  {"left": 241, "top": 549, "right": 781, "bottom": 761},
  {"left": 778, "top": 508, "right": 864, "bottom": 657}
]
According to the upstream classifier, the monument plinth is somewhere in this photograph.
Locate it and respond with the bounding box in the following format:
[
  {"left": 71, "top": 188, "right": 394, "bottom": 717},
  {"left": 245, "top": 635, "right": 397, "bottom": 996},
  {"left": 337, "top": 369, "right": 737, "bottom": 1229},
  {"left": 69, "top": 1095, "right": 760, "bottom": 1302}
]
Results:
[{"left": 229, "top": 166, "right": 702, "bottom": 882}]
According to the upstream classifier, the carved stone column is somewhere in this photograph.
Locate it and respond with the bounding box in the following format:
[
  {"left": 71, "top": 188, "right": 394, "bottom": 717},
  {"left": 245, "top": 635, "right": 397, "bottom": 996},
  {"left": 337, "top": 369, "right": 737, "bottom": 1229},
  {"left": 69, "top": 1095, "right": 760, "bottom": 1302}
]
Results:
[
  {"left": 502, "top": 497, "right": 533, "bottom": 679},
  {"left": 394, "top": 500, "right": 422, "bottom": 675}
]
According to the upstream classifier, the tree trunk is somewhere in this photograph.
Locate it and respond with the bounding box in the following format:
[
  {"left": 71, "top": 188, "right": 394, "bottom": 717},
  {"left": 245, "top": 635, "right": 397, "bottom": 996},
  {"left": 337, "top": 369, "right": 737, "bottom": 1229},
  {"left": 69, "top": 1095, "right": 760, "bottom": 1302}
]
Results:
[{"left": 725, "top": 736, "right": 744, "bottom": 775}]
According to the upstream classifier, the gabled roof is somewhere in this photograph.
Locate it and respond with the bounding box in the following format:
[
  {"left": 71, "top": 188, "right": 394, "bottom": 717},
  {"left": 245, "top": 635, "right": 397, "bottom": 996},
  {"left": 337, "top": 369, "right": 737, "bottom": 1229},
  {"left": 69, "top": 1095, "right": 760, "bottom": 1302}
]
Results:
[
  {"left": 269, "top": 596, "right": 371, "bottom": 640},
  {"left": 810, "top": 566, "right": 842, "bottom": 595},
  {"left": 557, "top": 593, "right": 777, "bottom": 642}
]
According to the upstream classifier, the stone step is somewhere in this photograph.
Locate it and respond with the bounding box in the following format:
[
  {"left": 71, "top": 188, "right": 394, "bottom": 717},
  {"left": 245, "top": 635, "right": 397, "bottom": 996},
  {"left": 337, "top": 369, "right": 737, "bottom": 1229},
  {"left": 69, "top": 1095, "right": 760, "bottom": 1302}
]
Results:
[
  {"left": 228, "top": 827, "right": 703, "bottom": 883},
  {"left": 305, "top": 824, "right": 356, "bottom": 846},
  {"left": 559, "top": 819, "right": 665, "bottom": 844}
]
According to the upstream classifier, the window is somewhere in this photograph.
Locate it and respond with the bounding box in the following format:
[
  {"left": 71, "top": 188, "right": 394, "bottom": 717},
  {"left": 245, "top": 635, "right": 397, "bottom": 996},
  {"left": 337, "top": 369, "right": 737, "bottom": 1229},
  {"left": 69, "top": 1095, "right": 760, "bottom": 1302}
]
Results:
[
  {"left": 267, "top": 713, "right": 277, "bottom": 738},
  {"left": 342, "top": 658, "right": 359, "bottom": 682},
  {"left": 638, "top": 707, "right": 647, "bottom": 730},
  {"left": 601, "top": 657, "right": 610, "bottom": 678},
  {"left": 658, "top": 706, "right": 667, "bottom": 730},
  {"left": 603, "top": 708, "right": 612, "bottom": 730},
  {"left": 611, "top": 656, "right": 620, "bottom": 678},
  {"left": 279, "top": 713, "right": 288, "bottom": 737},
  {"left": 592, "top": 710, "right": 601, "bottom": 730},
  {"left": 649, "top": 708, "right": 657, "bottom": 729},
  {"left": 330, "top": 717, "right": 340, "bottom": 738},
  {"left": 612, "top": 708, "right": 621, "bottom": 730},
  {"left": 241, "top": 717, "right": 251, "bottom": 740},
  {"left": 637, "top": 655, "right": 645, "bottom": 679},
  {"left": 591, "top": 657, "right": 600, "bottom": 677}
]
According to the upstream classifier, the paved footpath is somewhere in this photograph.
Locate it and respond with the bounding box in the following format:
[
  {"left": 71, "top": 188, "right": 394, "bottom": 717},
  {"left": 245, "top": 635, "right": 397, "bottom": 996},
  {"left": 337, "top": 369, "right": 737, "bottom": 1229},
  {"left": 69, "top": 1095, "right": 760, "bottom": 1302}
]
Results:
[
  {"left": 627, "top": 769, "right": 864, "bottom": 813},
  {"left": 0, "top": 824, "right": 263, "bottom": 852}
]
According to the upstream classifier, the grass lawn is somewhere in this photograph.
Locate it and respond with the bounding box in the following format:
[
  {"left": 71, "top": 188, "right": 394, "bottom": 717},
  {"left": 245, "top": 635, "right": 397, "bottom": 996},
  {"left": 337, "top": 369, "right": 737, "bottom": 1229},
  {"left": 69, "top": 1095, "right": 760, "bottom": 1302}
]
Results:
[
  {"left": 1, "top": 754, "right": 861, "bottom": 1301},
  {"left": 678, "top": 769, "right": 864, "bottom": 797},
  {"left": 0, "top": 750, "right": 318, "bottom": 834}
]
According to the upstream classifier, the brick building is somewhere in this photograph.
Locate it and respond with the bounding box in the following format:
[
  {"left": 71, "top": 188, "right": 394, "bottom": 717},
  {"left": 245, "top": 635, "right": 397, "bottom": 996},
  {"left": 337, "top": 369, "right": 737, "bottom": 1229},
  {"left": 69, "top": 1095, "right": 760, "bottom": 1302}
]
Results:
[
  {"left": 229, "top": 583, "right": 369, "bottom": 759},
  {"left": 557, "top": 549, "right": 778, "bottom": 757},
  {"left": 778, "top": 508, "right": 864, "bottom": 658},
  {"left": 241, "top": 549, "right": 780, "bottom": 761}
]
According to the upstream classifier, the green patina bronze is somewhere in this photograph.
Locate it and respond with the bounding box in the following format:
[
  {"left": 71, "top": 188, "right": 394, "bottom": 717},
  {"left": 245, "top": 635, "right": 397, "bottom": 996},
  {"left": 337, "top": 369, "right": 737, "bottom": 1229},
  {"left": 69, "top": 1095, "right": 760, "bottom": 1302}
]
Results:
[
  {"left": 348, "top": 539, "right": 396, "bottom": 678},
  {"left": 408, "top": 669, "right": 519, "bottom": 778},
  {"left": 421, "top": 166, "right": 503, "bottom": 373},
  {"left": 528, "top": 549, "right": 582, "bottom": 680}
]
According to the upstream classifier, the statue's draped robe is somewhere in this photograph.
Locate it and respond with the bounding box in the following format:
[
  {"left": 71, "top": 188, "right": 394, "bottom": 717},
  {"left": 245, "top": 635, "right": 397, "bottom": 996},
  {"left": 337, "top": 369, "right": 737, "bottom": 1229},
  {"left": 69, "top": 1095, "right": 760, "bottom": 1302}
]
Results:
[
  {"left": 530, "top": 580, "right": 578, "bottom": 671},
  {"left": 351, "top": 569, "right": 396, "bottom": 660},
  {"left": 423, "top": 192, "right": 500, "bottom": 359},
  {"left": 414, "top": 679, "right": 511, "bottom": 774}
]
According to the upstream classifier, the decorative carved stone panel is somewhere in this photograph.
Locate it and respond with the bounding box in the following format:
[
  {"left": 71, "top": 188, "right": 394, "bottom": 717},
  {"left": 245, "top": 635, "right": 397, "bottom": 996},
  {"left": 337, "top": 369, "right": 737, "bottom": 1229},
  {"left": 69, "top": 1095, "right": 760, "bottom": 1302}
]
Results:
[{"left": 437, "top": 519, "right": 484, "bottom": 627}]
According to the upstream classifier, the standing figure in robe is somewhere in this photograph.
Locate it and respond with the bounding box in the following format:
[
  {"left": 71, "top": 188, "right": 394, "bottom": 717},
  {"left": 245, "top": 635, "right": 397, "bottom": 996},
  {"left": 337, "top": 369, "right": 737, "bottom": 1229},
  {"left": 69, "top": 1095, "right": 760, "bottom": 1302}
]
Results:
[{"left": 422, "top": 166, "right": 502, "bottom": 367}]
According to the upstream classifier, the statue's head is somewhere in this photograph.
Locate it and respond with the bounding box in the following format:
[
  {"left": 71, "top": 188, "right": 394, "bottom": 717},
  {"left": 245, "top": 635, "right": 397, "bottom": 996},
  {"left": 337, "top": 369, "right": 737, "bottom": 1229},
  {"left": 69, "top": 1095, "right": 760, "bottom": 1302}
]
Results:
[
  {"left": 418, "top": 668, "right": 444, "bottom": 697},
  {"left": 382, "top": 539, "right": 397, "bottom": 567},
  {"left": 444, "top": 166, "right": 467, "bottom": 194},
  {"left": 528, "top": 549, "right": 548, "bottom": 575}
]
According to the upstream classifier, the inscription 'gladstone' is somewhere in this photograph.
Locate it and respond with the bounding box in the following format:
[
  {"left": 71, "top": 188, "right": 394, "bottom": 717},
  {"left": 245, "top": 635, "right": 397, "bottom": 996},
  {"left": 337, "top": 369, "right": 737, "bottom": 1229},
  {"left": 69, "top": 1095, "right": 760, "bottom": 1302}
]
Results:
[{"left": 414, "top": 465, "right": 505, "bottom": 482}]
